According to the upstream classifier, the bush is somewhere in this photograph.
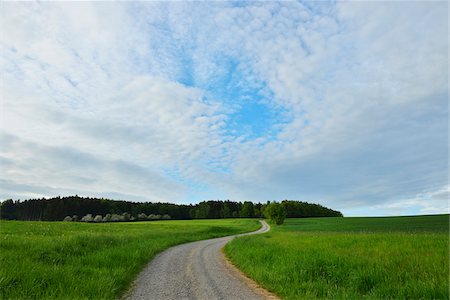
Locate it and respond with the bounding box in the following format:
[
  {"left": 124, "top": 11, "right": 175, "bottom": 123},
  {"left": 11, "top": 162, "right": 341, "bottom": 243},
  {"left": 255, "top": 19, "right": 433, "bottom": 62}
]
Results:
[
  {"left": 264, "top": 202, "right": 287, "bottom": 225},
  {"left": 94, "top": 215, "right": 103, "bottom": 222},
  {"left": 110, "top": 214, "right": 123, "bottom": 222},
  {"left": 122, "top": 212, "right": 131, "bottom": 221},
  {"left": 138, "top": 213, "right": 147, "bottom": 220},
  {"left": 162, "top": 214, "right": 171, "bottom": 220},
  {"left": 63, "top": 216, "right": 73, "bottom": 222},
  {"left": 148, "top": 214, "right": 162, "bottom": 220},
  {"left": 103, "top": 214, "right": 112, "bottom": 222},
  {"left": 72, "top": 215, "right": 79, "bottom": 222},
  {"left": 81, "top": 214, "right": 94, "bottom": 222}
]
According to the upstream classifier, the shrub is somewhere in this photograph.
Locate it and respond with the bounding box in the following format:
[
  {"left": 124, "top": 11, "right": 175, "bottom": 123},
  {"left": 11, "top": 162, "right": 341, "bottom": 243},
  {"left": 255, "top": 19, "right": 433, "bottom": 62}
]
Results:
[
  {"left": 122, "top": 212, "right": 131, "bottom": 221},
  {"left": 264, "top": 202, "right": 287, "bottom": 225},
  {"left": 148, "top": 214, "right": 162, "bottom": 220},
  {"left": 94, "top": 215, "right": 103, "bottom": 223},
  {"left": 103, "top": 214, "right": 112, "bottom": 222},
  {"left": 63, "top": 216, "right": 73, "bottom": 222},
  {"left": 138, "top": 213, "right": 147, "bottom": 220},
  {"left": 162, "top": 214, "right": 171, "bottom": 220},
  {"left": 72, "top": 215, "right": 79, "bottom": 222},
  {"left": 81, "top": 214, "right": 94, "bottom": 222},
  {"left": 110, "top": 214, "right": 123, "bottom": 222}
]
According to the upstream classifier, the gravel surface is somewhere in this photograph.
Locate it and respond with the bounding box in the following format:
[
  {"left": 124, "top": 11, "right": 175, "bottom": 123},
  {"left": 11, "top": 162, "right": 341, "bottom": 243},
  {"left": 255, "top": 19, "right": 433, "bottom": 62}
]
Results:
[{"left": 125, "top": 220, "right": 271, "bottom": 300}]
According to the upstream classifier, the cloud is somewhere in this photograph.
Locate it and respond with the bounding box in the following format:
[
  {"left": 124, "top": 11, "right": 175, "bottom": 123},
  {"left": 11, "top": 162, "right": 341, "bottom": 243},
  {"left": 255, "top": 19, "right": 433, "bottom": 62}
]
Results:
[
  {"left": 206, "top": 1, "right": 448, "bottom": 213},
  {"left": 352, "top": 186, "right": 450, "bottom": 217},
  {"left": 0, "top": 2, "right": 447, "bottom": 216},
  {"left": 0, "top": 132, "right": 186, "bottom": 202}
]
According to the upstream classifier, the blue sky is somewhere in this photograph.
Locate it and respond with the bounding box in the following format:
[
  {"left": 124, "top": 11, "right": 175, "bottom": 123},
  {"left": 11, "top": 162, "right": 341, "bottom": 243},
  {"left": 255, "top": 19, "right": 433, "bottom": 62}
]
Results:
[{"left": 0, "top": 1, "right": 448, "bottom": 216}]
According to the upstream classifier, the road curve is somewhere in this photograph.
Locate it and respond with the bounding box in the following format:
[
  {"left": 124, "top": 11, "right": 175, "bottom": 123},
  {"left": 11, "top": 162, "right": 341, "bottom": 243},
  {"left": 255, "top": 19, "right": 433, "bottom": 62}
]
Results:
[{"left": 125, "top": 220, "right": 271, "bottom": 300}]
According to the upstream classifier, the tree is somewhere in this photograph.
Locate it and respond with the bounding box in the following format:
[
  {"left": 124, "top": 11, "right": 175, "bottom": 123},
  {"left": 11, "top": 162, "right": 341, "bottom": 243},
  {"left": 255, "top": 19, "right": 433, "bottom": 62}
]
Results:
[
  {"left": 0, "top": 196, "right": 342, "bottom": 221},
  {"left": 221, "top": 204, "right": 231, "bottom": 218},
  {"left": 194, "top": 202, "right": 210, "bottom": 219},
  {"left": 240, "top": 201, "right": 254, "bottom": 217},
  {"left": 264, "top": 202, "right": 287, "bottom": 225},
  {"left": 0, "top": 199, "right": 16, "bottom": 220}
]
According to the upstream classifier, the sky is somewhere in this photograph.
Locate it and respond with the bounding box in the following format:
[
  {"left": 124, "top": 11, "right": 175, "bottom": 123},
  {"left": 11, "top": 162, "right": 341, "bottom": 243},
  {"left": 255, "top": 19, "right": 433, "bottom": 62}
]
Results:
[{"left": 0, "top": 1, "right": 448, "bottom": 216}]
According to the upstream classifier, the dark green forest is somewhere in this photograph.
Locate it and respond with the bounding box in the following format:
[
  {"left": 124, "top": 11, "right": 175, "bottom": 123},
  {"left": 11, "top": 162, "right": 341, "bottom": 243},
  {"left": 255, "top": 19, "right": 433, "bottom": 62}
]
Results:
[{"left": 0, "top": 196, "right": 343, "bottom": 221}]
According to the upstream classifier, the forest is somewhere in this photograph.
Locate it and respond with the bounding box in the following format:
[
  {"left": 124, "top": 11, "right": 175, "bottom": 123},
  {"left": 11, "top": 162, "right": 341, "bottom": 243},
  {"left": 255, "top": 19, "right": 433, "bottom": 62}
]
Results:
[{"left": 0, "top": 196, "right": 343, "bottom": 221}]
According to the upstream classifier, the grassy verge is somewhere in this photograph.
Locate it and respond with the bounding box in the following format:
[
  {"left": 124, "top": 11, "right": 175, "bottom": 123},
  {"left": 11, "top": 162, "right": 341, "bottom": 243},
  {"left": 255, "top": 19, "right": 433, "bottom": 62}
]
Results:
[
  {"left": 0, "top": 219, "right": 260, "bottom": 299},
  {"left": 225, "top": 215, "right": 449, "bottom": 299}
]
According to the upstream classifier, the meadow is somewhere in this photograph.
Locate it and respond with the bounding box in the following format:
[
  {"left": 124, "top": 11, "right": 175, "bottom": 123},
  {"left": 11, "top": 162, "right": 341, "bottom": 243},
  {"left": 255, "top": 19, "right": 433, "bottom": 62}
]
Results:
[
  {"left": 225, "top": 214, "right": 449, "bottom": 299},
  {"left": 0, "top": 219, "right": 260, "bottom": 299}
]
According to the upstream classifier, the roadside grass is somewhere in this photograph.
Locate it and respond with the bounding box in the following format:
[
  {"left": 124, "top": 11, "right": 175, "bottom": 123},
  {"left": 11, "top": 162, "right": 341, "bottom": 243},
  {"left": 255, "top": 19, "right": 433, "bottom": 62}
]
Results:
[
  {"left": 0, "top": 219, "right": 260, "bottom": 299},
  {"left": 225, "top": 215, "right": 449, "bottom": 299}
]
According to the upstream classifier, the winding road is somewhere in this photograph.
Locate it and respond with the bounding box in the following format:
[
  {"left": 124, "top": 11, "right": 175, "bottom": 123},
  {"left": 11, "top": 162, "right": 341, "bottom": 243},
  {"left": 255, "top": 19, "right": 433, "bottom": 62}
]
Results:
[{"left": 125, "top": 220, "right": 272, "bottom": 300}]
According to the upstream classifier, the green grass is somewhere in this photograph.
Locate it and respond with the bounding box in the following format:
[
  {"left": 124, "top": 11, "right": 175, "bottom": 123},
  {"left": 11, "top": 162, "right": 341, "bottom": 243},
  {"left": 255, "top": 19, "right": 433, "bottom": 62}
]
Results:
[
  {"left": 281, "top": 214, "right": 449, "bottom": 233},
  {"left": 225, "top": 215, "right": 449, "bottom": 299},
  {"left": 0, "top": 219, "right": 260, "bottom": 299}
]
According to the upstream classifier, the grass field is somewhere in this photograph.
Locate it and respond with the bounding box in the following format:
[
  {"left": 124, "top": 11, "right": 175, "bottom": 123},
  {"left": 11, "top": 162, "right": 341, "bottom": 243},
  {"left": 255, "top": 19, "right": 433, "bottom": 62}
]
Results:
[
  {"left": 0, "top": 219, "right": 260, "bottom": 299},
  {"left": 225, "top": 215, "right": 449, "bottom": 299}
]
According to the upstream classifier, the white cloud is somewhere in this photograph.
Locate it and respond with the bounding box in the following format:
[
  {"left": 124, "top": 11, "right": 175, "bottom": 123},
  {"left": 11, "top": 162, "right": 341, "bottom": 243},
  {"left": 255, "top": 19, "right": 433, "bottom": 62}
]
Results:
[
  {"left": 0, "top": 132, "right": 187, "bottom": 202},
  {"left": 191, "top": 1, "right": 448, "bottom": 213},
  {"left": 348, "top": 186, "right": 449, "bottom": 217},
  {"left": 0, "top": 2, "right": 447, "bottom": 216}
]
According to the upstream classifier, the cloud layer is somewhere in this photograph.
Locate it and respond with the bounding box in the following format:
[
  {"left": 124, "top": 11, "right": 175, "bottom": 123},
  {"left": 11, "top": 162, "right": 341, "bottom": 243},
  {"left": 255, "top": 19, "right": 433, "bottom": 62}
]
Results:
[{"left": 1, "top": 2, "right": 447, "bottom": 215}]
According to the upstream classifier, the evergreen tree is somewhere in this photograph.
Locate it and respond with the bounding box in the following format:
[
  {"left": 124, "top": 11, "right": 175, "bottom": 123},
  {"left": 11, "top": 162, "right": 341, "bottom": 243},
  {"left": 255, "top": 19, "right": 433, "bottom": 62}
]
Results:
[
  {"left": 0, "top": 196, "right": 342, "bottom": 221},
  {"left": 0, "top": 199, "right": 16, "bottom": 220},
  {"left": 240, "top": 201, "right": 254, "bottom": 217}
]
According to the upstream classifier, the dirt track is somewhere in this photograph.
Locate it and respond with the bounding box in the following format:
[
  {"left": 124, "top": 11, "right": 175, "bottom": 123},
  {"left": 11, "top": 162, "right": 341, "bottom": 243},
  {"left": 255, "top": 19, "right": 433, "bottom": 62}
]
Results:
[{"left": 125, "top": 220, "right": 271, "bottom": 300}]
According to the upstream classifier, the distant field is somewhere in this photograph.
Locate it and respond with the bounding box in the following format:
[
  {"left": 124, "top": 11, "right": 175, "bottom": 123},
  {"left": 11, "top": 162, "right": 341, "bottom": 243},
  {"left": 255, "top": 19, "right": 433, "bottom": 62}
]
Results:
[
  {"left": 225, "top": 215, "right": 449, "bottom": 299},
  {"left": 281, "top": 214, "right": 449, "bottom": 233},
  {"left": 0, "top": 219, "right": 260, "bottom": 299}
]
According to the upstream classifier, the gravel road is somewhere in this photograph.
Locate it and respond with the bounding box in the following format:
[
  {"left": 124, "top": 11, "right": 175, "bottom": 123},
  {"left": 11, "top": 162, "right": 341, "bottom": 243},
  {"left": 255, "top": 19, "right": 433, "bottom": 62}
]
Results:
[{"left": 125, "top": 220, "right": 271, "bottom": 300}]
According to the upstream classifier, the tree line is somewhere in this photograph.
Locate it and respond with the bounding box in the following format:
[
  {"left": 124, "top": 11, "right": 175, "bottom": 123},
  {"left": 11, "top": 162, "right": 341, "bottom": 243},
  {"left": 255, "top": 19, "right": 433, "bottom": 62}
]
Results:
[{"left": 0, "top": 196, "right": 343, "bottom": 221}]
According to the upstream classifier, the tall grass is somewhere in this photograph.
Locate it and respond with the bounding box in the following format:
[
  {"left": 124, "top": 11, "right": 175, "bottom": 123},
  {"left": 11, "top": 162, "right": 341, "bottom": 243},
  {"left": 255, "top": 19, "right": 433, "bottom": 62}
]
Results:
[
  {"left": 225, "top": 215, "right": 449, "bottom": 299},
  {"left": 0, "top": 219, "right": 260, "bottom": 299}
]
